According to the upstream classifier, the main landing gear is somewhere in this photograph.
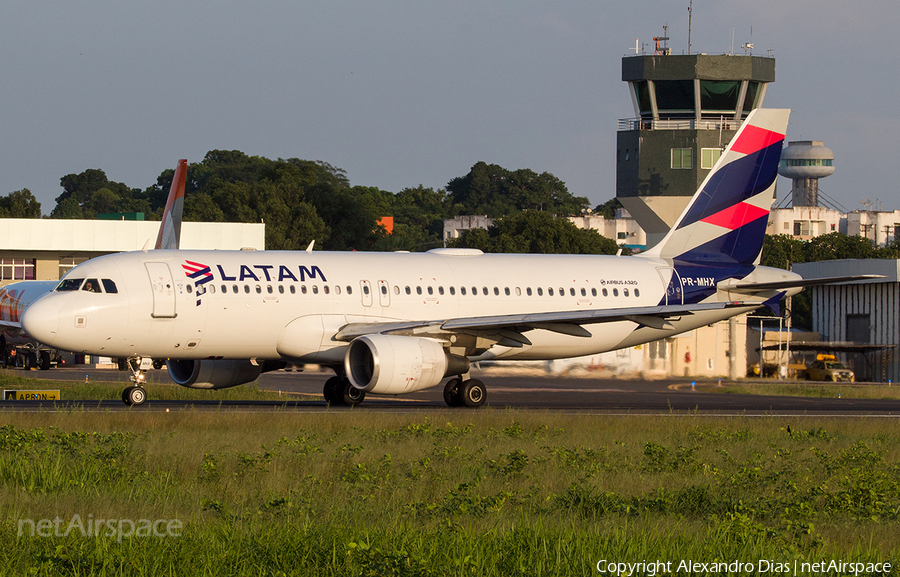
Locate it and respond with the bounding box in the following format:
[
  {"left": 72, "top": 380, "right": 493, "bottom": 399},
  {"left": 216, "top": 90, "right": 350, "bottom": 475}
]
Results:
[
  {"left": 323, "top": 376, "right": 365, "bottom": 407},
  {"left": 121, "top": 358, "right": 149, "bottom": 406},
  {"left": 443, "top": 377, "right": 487, "bottom": 408}
]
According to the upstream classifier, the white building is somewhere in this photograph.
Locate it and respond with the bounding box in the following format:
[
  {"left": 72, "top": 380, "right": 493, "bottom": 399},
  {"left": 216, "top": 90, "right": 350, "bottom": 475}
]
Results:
[
  {"left": 846, "top": 210, "right": 900, "bottom": 247},
  {"left": 0, "top": 219, "right": 265, "bottom": 285},
  {"left": 766, "top": 206, "right": 845, "bottom": 239}
]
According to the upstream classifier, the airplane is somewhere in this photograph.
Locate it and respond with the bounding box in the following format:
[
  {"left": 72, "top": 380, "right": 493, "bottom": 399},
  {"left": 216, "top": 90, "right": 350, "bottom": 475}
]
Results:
[
  {"left": 0, "top": 159, "right": 187, "bottom": 369},
  {"left": 19, "top": 108, "right": 868, "bottom": 407}
]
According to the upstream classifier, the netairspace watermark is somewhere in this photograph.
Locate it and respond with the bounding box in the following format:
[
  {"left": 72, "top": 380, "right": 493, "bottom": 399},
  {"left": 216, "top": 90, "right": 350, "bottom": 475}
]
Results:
[
  {"left": 596, "top": 559, "right": 894, "bottom": 576},
  {"left": 18, "top": 515, "right": 182, "bottom": 543}
]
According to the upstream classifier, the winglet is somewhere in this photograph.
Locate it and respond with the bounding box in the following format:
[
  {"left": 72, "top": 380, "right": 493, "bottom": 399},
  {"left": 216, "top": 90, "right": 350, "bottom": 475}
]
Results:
[{"left": 155, "top": 159, "right": 187, "bottom": 250}]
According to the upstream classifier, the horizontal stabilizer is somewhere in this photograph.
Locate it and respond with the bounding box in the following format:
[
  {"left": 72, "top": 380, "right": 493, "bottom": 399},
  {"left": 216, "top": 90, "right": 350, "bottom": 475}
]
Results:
[{"left": 728, "top": 274, "right": 885, "bottom": 292}]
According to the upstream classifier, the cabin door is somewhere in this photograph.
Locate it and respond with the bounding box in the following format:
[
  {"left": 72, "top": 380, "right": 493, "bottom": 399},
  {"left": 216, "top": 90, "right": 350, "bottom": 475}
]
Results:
[{"left": 145, "top": 262, "right": 177, "bottom": 318}]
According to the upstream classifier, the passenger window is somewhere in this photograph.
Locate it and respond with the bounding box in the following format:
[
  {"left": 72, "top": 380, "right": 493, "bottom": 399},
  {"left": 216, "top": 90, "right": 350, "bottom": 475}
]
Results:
[
  {"left": 232, "top": 285, "right": 238, "bottom": 294},
  {"left": 493, "top": 287, "right": 499, "bottom": 296},
  {"left": 381, "top": 285, "right": 387, "bottom": 295},
  {"left": 244, "top": 285, "right": 250, "bottom": 294},
  {"left": 427, "top": 287, "right": 433, "bottom": 295},
  {"left": 591, "top": 288, "right": 597, "bottom": 297},
  {"left": 393, "top": 286, "right": 399, "bottom": 295},
  {"left": 186, "top": 285, "right": 193, "bottom": 294},
  {"left": 482, "top": 287, "right": 488, "bottom": 295},
  {"left": 301, "top": 285, "right": 308, "bottom": 294},
  {"left": 82, "top": 279, "right": 102, "bottom": 293},
  {"left": 473, "top": 287, "right": 478, "bottom": 295},
  {"left": 438, "top": 286, "right": 444, "bottom": 295},
  {"left": 363, "top": 285, "right": 369, "bottom": 295},
  {"left": 602, "top": 288, "right": 608, "bottom": 297},
  {"left": 559, "top": 288, "right": 565, "bottom": 296},
  {"left": 267, "top": 285, "right": 273, "bottom": 294},
  {"left": 279, "top": 285, "right": 284, "bottom": 294},
  {"left": 624, "top": 288, "right": 629, "bottom": 297},
  {"left": 580, "top": 288, "right": 586, "bottom": 297},
  {"left": 405, "top": 286, "right": 411, "bottom": 295},
  {"left": 635, "top": 288, "right": 641, "bottom": 297},
  {"left": 290, "top": 285, "right": 296, "bottom": 294},
  {"left": 209, "top": 285, "right": 216, "bottom": 294},
  {"left": 313, "top": 285, "right": 319, "bottom": 294},
  {"left": 256, "top": 285, "right": 262, "bottom": 294},
  {"left": 504, "top": 287, "right": 510, "bottom": 296},
  {"left": 416, "top": 286, "right": 422, "bottom": 295},
  {"left": 449, "top": 286, "right": 455, "bottom": 295},
  {"left": 101, "top": 279, "right": 118, "bottom": 294},
  {"left": 537, "top": 287, "right": 543, "bottom": 296},
  {"left": 613, "top": 288, "right": 619, "bottom": 297},
  {"left": 548, "top": 288, "right": 554, "bottom": 296},
  {"left": 347, "top": 286, "right": 353, "bottom": 295},
  {"left": 569, "top": 288, "right": 575, "bottom": 297},
  {"left": 323, "top": 285, "right": 329, "bottom": 294},
  {"left": 461, "top": 287, "right": 467, "bottom": 295},
  {"left": 526, "top": 287, "right": 532, "bottom": 296},
  {"left": 56, "top": 278, "right": 84, "bottom": 291}
]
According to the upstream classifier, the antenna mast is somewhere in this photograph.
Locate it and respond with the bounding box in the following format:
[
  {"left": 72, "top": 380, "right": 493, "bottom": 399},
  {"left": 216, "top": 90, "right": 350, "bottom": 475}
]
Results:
[{"left": 687, "top": 0, "right": 692, "bottom": 54}]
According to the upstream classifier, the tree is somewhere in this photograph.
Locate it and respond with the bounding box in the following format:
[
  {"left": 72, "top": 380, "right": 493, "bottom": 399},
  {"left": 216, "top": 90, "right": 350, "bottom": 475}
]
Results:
[
  {"left": 0, "top": 189, "right": 42, "bottom": 218},
  {"left": 448, "top": 211, "right": 619, "bottom": 255},
  {"left": 52, "top": 168, "right": 145, "bottom": 219},
  {"left": 446, "top": 162, "right": 588, "bottom": 217}
]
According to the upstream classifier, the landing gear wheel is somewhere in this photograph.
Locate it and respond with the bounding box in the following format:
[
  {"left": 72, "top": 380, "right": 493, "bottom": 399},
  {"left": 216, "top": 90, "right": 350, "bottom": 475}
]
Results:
[
  {"left": 122, "top": 386, "right": 147, "bottom": 406},
  {"left": 339, "top": 378, "right": 365, "bottom": 406},
  {"left": 39, "top": 352, "right": 51, "bottom": 371},
  {"left": 458, "top": 379, "right": 486, "bottom": 408},
  {"left": 443, "top": 378, "right": 463, "bottom": 407},
  {"left": 323, "top": 377, "right": 340, "bottom": 405}
]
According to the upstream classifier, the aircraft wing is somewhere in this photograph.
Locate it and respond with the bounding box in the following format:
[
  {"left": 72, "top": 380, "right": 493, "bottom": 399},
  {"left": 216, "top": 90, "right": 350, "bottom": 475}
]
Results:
[{"left": 335, "top": 300, "right": 755, "bottom": 346}]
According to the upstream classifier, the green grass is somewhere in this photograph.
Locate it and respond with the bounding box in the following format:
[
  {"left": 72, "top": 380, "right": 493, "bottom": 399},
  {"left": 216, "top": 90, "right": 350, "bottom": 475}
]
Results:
[
  {"left": 0, "top": 409, "right": 898, "bottom": 575},
  {"left": 714, "top": 381, "right": 900, "bottom": 400},
  {"left": 0, "top": 370, "right": 307, "bottom": 402}
]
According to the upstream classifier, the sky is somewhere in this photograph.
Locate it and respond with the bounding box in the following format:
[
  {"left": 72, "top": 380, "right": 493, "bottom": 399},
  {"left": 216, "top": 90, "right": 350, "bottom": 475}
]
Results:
[{"left": 2, "top": 1, "right": 898, "bottom": 216}]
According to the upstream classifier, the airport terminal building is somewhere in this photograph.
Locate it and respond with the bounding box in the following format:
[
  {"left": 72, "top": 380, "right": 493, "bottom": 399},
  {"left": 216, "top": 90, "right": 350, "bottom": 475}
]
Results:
[{"left": 0, "top": 218, "right": 265, "bottom": 286}]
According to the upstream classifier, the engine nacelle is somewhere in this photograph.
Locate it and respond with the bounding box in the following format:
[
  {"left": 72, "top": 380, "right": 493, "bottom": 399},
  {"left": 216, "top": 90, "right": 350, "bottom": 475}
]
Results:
[
  {"left": 168, "top": 359, "right": 284, "bottom": 389},
  {"left": 344, "top": 335, "right": 469, "bottom": 395}
]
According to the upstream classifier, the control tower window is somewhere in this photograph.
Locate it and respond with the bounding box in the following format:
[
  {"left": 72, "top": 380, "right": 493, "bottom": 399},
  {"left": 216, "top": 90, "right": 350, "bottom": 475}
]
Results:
[
  {"left": 699, "top": 80, "right": 740, "bottom": 114},
  {"left": 742, "top": 82, "right": 761, "bottom": 113},
  {"left": 671, "top": 148, "right": 693, "bottom": 169},
  {"left": 633, "top": 81, "right": 652, "bottom": 116},
  {"left": 654, "top": 80, "right": 694, "bottom": 117}
]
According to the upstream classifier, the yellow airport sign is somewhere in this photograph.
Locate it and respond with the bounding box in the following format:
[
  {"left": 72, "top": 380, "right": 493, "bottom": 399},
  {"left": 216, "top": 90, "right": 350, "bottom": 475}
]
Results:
[{"left": 3, "top": 390, "right": 60, "bottom": 401}]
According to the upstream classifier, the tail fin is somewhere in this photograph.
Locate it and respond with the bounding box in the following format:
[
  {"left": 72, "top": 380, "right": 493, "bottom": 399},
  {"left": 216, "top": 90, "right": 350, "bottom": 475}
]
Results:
[
  {"left": 642, "top": 109, "right": 790, "bottom": 265},
  {"left": 154, "top": 159, "right": 187, "bottom": 250}
]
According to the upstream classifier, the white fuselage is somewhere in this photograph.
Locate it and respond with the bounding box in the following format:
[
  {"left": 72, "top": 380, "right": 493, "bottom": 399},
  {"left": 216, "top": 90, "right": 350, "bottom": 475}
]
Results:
[{"left": 20, "top": 248, "right": 772, "bottom": 365}]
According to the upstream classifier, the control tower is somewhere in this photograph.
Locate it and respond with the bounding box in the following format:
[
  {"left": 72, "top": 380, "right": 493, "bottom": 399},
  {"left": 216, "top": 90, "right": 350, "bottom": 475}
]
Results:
[
  {"left": 778, "top": 141, "right": 835, "bottom": 207},
  {"left": 616, "top": 52, "right": 776, "bottom": 247}
]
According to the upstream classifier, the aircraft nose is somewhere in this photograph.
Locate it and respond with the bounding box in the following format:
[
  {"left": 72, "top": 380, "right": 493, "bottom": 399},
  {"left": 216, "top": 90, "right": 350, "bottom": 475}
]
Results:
[{"left": 21, "top": 298, "right": 60, "bottom": 343}]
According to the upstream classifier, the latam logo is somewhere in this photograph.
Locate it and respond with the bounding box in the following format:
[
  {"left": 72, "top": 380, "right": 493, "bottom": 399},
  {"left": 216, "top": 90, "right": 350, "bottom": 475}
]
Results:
[
  {"left": 182, "top": 261, "right": 214, "bottom": 306},
  {"left": 181, "top": 261, "right": 328, "bottom": 306}
]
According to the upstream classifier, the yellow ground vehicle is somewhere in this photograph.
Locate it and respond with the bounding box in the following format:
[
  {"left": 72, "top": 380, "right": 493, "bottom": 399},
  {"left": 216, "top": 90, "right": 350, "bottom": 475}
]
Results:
[{"left": 805, "top": 354, "right": 855, "bottom": 382}]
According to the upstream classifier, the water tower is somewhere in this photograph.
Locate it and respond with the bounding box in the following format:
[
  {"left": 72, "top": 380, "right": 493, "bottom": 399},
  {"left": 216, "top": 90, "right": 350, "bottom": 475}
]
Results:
[{"left": 777, "top": 141, "right": 834, "bottom": 207}]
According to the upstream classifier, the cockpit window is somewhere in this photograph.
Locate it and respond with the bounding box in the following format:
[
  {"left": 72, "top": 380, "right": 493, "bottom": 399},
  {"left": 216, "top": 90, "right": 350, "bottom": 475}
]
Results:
[
  {"left": 82, "top": 279, "right": 102, "bottom": 293},
  {"left": 102, "top": 279, "right": 118, "bottom": 294},
  {"left": 57, "top": 278, "right": 84, "bottom": 291}
]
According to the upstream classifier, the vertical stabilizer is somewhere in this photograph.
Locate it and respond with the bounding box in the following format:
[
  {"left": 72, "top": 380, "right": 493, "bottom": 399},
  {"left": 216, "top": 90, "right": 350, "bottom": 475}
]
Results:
[
  {"left": 154, "top": 159, "right": 187, "bottom": 250},
  {"left": 642, "top": 109, "right": 789, "bottom": 266}
]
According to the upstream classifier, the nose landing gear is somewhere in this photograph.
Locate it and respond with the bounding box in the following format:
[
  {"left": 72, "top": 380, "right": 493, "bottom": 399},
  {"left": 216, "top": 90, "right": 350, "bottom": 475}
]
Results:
[{"left": 121, "top": 357, "right": 150, "bottom": 406}]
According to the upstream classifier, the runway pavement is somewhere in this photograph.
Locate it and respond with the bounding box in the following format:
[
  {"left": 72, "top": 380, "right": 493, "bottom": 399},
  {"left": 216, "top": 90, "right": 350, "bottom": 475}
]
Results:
[{"left": 3, "top": 365, "right": 900, "bottom": 416}]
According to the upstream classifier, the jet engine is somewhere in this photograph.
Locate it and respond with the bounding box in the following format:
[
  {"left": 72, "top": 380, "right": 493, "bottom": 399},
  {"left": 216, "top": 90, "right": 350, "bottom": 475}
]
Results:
[
  {"left": 344, "top": 334, "right": 469, "bottom": 395},
  {"left": 168, "top": 359, "right": 285, "bottom": 389}
]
